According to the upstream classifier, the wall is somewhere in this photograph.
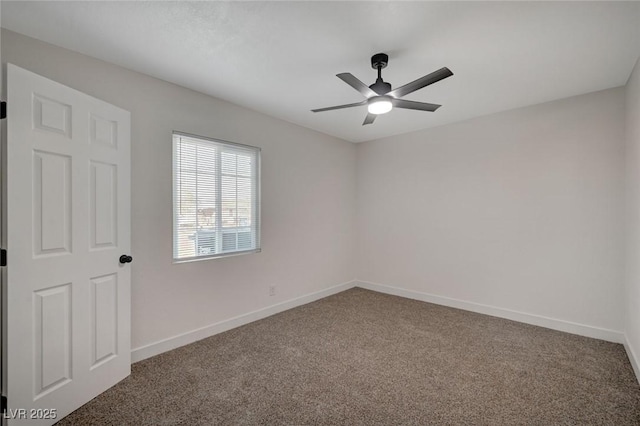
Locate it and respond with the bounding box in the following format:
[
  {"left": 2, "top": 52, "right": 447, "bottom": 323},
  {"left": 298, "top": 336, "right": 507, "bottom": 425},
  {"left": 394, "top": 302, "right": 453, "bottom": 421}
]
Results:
[
  {"left": 1, "top": 30, "right": 356, "bottom": 358},
  {"left": 356, "top": 88, "right": 626, "bottom": 340},
  {"left": 625, "top": 57, "right": 640, "bottom": 378},
  {"left": 1, "top": 28, "right": 634, "bottom": 367}
]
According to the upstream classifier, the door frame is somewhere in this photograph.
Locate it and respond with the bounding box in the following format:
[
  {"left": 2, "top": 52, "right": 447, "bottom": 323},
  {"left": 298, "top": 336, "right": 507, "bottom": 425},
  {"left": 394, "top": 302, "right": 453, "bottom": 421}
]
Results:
[{"left": 2, "top": 63, "right": 9, "bottom": 425}]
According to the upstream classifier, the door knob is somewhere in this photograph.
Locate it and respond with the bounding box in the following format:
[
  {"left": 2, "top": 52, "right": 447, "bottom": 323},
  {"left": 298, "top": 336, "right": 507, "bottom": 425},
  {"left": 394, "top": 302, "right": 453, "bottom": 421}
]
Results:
[{"left": 119, "top": 255, "right": 133, "bottom": 264}]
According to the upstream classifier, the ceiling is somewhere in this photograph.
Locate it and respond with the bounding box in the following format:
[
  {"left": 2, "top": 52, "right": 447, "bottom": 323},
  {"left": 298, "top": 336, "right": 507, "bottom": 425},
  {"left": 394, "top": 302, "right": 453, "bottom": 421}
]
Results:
[{"left": 2, "top": 1, "right": 640, "bottom": 143}]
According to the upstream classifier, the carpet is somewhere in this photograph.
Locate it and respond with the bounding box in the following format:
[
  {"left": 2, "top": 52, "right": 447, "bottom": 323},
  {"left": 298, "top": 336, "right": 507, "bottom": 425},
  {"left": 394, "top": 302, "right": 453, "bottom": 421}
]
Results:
[{"left": 57, "top": 288, "right": 640, "bottom": 425}]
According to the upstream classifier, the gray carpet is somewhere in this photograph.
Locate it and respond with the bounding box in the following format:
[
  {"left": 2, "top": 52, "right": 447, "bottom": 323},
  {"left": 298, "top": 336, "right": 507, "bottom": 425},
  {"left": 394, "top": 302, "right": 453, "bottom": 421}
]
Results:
[{"left": 58, "top": 288, "right": 640, "bottom": 425}]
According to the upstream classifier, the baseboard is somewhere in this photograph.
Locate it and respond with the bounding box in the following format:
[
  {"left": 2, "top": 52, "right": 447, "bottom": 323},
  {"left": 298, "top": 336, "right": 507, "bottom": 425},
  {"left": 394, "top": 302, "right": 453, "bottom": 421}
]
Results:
[
  {"left": 624, "top": 335, "right": 640, "bottom": 384},
  {"left": 355, "top": 280, "right": 625, "bottom": 344},
  {"left": 132, "top": 278, "right": 627, "bottom": 363},
  {"left": 131, "top": 280, "right": 357, "bottom": 362}
]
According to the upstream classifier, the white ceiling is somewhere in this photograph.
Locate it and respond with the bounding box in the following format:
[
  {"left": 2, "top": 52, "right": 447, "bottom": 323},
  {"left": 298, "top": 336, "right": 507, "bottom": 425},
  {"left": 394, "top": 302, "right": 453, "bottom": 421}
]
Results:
[{"left": 2, "top": 1, "right": 640, "bottom": 143}]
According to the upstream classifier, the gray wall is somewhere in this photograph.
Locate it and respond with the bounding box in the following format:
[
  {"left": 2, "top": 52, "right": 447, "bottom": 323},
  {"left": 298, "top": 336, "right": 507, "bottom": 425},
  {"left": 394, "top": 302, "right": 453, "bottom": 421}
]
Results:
[
  {"left": 625, "top": 57, "right": 640, "bottom": 377},
  {"left": 1, "top": 29, "right": 357, "bottom": 352},
  {"left": 356, "top": 88, "right": 625, "bottom": 334}
]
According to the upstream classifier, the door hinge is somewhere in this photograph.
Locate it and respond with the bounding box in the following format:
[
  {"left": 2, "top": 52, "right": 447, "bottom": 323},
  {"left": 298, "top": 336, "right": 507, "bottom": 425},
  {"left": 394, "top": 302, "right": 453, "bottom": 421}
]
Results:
[
  {"left": 1, "top": 101, "right": 5, "bottom": 119},
  {"left": 1, "top": 249, "right": 6, "bottom": 267},
  {"left": 1, "top": 395, "right": 6, "bottom": 414}
]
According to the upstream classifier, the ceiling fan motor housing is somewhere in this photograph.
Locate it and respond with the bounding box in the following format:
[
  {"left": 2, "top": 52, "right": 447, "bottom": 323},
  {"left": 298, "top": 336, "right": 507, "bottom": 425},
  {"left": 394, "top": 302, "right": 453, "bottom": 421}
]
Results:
[{"left": 370, "top": 81, "right": 392, "bottom": 95}]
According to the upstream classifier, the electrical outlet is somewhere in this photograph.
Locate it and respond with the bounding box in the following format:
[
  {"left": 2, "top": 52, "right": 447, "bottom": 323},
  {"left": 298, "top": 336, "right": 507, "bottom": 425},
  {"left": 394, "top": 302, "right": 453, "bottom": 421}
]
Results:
[{"left": 269, "top": 285, "right": 276, "bottom": 296}]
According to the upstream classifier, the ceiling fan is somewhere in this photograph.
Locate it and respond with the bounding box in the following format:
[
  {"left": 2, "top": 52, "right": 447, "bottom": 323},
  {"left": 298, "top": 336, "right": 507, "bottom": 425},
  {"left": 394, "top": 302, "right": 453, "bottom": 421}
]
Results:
[{"left": 311, "top": 53, "right": 453, "bottom": 126}]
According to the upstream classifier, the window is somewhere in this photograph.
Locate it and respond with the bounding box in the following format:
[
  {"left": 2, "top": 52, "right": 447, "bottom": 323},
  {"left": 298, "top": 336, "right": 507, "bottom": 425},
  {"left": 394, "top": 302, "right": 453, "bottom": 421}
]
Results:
[{"left": 173, "top": 132, "right": 260, "bottom": 261}]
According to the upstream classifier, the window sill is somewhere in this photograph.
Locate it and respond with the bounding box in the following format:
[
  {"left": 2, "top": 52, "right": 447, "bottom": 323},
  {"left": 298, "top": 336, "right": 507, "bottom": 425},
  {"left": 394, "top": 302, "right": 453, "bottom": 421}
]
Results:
[{"left": 172, "top": 248, "right": 261, "bottom": 264}]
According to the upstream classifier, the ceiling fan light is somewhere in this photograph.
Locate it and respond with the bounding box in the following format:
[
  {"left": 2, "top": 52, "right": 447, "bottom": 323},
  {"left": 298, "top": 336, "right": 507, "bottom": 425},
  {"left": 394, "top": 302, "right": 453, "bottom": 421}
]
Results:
[{"left": 367, "top": 96, "right": 393, "bottom": 115}]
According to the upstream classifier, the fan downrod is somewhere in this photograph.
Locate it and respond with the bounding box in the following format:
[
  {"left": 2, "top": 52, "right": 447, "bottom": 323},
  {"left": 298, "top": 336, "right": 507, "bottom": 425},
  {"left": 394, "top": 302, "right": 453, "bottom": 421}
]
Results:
[{"left": 370, "top": 53, "right": 391, "bottom": 95}]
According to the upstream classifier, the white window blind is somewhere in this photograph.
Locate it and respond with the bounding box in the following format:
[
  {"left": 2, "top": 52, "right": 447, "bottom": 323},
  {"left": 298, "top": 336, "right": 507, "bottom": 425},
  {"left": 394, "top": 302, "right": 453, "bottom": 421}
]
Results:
[{"left": 173, "top": 132, "right": 260, "bottom": 261}]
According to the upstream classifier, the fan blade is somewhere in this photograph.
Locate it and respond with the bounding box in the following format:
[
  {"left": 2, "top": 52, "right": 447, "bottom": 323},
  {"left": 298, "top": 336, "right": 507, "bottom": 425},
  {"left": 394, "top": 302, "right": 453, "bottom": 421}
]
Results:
[
  {"left": 311, "top": 100, "right": 367, "bottom": 113},
  {"left": 363, "top": 113, "right": 376, "bottom": 125},
  {"left": 337, "top": 73, "right": 377, "bottom": 98},
  {"left": 388, "top": 67, "right": 453, "bottom": 98},
  {"left": 393, "top": 99, "right": 441, "bottom": 112}
]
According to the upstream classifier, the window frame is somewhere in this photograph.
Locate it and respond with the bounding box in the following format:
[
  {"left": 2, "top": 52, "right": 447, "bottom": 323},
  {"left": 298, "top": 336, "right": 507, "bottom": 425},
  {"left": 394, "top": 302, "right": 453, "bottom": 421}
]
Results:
[{"left": 172, "top": 131, "right": 261, "bottom": 263}]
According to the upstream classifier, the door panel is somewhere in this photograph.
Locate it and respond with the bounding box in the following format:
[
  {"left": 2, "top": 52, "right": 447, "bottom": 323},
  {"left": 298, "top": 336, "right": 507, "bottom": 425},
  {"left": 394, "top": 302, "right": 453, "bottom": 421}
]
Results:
[
  {"left": 6, "top": 64, "right": 131, "bottom": 425},
  {"left": 90, "top": 161, "right": 117, "bottom": 249},
  {"left": 32, "top": 95, "right": 72, "bottom": 137},
  {"left": 90, "top": 273, "right": 118, "bottom": 368},
  {"left": 33, "top": 283, "right": 72, "bottom": 398},
  {"left": 33, "top": 151, "right": 72, "bottom": 256}
]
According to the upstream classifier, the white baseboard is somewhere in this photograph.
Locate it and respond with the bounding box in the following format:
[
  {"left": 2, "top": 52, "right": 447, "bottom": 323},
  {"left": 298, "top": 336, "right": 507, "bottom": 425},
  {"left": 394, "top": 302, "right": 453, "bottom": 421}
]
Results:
[
  {"left": 355, "top": 280, "right": 625, "bottom": 344},
  {"left": 132, "top": 278, "right": 627, "bottom": 363},
  {"left": 131, "top": 280, "right": 357, "bottom": 362},
  {"left": 624, "top": 335, "right": 640, "bottom": 384}
]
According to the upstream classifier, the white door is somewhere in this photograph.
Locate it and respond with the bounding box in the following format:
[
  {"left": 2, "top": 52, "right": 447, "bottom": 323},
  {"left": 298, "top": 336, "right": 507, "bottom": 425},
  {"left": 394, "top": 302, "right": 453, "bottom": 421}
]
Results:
[{"left": 5, "top": 64, "right": 131, "bottom": 425}]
